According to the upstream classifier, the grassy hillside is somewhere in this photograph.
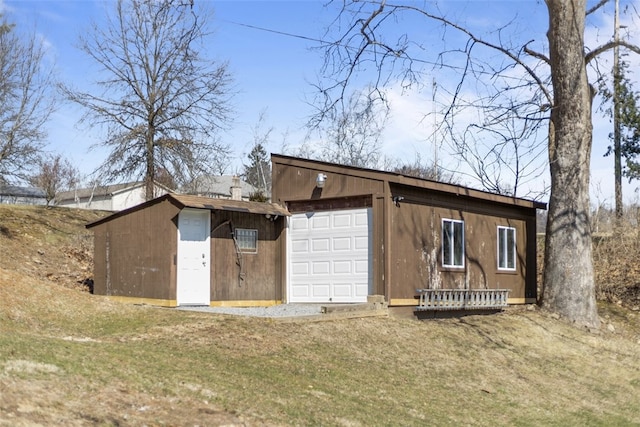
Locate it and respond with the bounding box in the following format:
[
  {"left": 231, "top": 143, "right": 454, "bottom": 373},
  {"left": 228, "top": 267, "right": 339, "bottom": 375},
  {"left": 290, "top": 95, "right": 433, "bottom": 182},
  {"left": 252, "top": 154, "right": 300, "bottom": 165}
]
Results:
[{"left": 1, "top": 204, "right": 640, "bottom": 426}]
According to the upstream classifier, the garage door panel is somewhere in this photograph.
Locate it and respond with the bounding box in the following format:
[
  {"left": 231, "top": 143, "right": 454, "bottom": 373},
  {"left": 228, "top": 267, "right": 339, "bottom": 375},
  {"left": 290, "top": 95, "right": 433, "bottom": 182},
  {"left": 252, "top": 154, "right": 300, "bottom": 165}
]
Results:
[
  {"left": 291, "top": 239, "right": 309, "bottom": 253},
  {"left": 311, "top": 238, "right": 330, "bottom": 252},
  {"left": 354, "top": 211, "right": 369, "bottom": 226},
  {"left": 333, "top": 260, "right": 352, "bottom": 274},
  {"left": 355, "top": 282, "right": 369, "bottom": 297},
  {"left": 312, "top": 261, "right": 330, "bottom": 274},
  {"left": 311, "top": 215, "right": 330, "bottom": 230},
  {"left": 354, "top": 236, "right": 368, "bottom": 250},
  {"left": 291, "top": 262, "right": 310, "bottom": 275},
  {"left": 333, "top": 283, "right": 353, "bottom": 297},
  {"left": 288, "top": 208, "right": 372, "bottom": 303},
  {"left": 354, "top": 259, "right": 369, "bottom": 274},
  {"left": 332, "top": 237, "right": 351, "bottom": 251},
  {"left": 311, "top": 284, "right": 331, "bottom": 298},
  {"left": 291, "top": 284, "right": 310, "bottom": 297},
  {"left": 332, "top": 213, "right": 352, "bottom": 228},
  {"left": 291, "top": 216, "right": 309, "bottom": 230}
]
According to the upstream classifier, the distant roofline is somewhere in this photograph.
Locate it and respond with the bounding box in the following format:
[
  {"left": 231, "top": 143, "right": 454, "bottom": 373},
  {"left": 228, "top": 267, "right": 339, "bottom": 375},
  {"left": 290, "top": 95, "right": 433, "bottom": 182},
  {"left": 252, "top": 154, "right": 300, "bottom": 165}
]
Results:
[{"left": 57, "top": 181, "right": 173, "bottom": 202}]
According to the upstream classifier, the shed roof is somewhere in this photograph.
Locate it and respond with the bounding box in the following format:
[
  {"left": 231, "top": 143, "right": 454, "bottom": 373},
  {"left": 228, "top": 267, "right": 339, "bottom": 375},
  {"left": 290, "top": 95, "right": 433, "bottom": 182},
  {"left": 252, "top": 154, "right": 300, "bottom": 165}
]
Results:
[
  {"left": 86, "top": 193, "right": 289, "bottom": 229},
  {"left": 272, "top": 154, "right": 547, "bottom": 211}
]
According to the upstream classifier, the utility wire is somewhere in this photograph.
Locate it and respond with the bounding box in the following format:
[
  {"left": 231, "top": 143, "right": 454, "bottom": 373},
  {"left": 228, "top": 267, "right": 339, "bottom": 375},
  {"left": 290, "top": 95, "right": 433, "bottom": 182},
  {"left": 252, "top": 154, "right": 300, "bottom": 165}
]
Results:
[
  {"left": 221, "top": 19, "right": 551, "bottom": 83},
  {"left": 222, "top": 20, "right": 329, "bottom": 44}
]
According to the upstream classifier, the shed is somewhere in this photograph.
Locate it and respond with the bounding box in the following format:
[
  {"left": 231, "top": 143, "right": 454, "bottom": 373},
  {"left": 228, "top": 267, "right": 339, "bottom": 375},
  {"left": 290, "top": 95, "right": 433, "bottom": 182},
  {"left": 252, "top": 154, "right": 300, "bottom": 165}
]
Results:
[
  {"left": 86, "top": 193, "right": 289, "bottom": 307},
  {"left": 271, "top": 154, "right": 546, "bottom": 307}
]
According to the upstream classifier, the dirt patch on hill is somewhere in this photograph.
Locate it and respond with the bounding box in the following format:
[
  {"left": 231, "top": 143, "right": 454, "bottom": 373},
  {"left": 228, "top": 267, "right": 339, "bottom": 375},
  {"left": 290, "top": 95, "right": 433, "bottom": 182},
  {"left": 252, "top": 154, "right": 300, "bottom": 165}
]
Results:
[
  {"left": 537, "top": 233, "right": 640, "bottom": 310},
  {"left": 0, "top": 204, "right": 106, "bottom": 292},
  {"left": 592, "top": 232, "right": 640, "bottom": 308}
]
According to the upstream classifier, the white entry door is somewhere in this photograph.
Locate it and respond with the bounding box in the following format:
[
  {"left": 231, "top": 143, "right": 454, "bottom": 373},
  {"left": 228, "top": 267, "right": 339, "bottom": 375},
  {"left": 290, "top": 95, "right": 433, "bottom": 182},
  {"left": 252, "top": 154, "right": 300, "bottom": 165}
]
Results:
[
  {"left": 177, "top": 209, "right": 210, "bottom": 305},
  {"left": 288, "top": 208, "right": 372, "bottom": 303}
]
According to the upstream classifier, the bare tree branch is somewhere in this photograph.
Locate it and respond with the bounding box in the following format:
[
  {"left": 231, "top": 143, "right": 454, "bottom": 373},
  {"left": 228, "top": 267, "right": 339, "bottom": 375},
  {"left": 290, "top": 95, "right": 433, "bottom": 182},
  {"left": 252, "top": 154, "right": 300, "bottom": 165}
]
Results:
[
  {"left": 60, "top": 0, "right": 234, "bottom": 199},
  {"left": 524, "top": 41, "right": 550, "bottom": 65},
  {"left": 586, "top": 0, "right": 610, "bottom": 16},
  {"left": 586, "top": 39, "right": 640, "bottom": 64},
  {"left": 0, "top": 19, "right": 56, "bottom": 183}
]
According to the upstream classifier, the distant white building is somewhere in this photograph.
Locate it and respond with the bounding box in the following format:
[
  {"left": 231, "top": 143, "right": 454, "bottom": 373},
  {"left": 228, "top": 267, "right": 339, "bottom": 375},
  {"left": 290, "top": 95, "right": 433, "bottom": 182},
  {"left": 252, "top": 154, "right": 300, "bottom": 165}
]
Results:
[
  {"left": 0, "top": 185, "right": 47, "bottom": 206},
  {"left": 182, "top": 175, "right": 262, "bottom": 201},
  {"left": 56, "top": 181, "right": 172, "bottom": 211}
]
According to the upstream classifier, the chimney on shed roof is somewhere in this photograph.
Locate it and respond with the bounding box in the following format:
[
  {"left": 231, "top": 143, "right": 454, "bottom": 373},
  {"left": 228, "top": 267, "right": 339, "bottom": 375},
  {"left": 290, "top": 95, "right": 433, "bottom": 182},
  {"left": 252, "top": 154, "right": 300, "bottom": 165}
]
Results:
[{"left": 230, "top": 175, "right": 242, "bottom": 200}]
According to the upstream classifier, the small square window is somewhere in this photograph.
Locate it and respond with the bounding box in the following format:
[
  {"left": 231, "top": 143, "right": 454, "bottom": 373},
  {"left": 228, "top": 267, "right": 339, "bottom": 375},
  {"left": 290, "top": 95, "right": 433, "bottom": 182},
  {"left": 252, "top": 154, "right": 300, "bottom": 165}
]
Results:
[
  {"left": 497, "top": 226, "right": 516, "bottom": 270},
  {"left": 236, "top": 228, "right": 257, "bottom": 253}
]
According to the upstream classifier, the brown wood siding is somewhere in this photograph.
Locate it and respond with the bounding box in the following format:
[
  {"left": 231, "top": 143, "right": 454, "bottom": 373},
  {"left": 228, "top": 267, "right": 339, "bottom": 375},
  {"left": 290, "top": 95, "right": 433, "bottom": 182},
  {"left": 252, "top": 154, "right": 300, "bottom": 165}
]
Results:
[
  {"left": 286, "top": 195, "right": 372, "bottom": 213},
  {"left": 388, "top": 200, "right": 533, "bottom": 301},
  {"left": 272, "top": 161, "right": 384, "bottom": 204},
  {"left": 390, "top": 183, "right": 536, "bottom": 220},
  {"left": 272, "top": 155, "right": 540, "bottom": 306},
  {"left": 92, "top": 199, "right": 180, "bottom": 300},
  {"left": 210, "top": 211, "right": 283, "bottom": 302},
  {"left": 372, "top": 194, "right": 386, "bottom": 296}
]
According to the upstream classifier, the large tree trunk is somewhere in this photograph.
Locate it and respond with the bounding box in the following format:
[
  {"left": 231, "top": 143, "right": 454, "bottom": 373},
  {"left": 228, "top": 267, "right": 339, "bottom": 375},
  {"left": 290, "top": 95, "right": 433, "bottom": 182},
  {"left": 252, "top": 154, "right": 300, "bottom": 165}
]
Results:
[{"left": 542, "top": 0, "right": 600, "bottom": 328}]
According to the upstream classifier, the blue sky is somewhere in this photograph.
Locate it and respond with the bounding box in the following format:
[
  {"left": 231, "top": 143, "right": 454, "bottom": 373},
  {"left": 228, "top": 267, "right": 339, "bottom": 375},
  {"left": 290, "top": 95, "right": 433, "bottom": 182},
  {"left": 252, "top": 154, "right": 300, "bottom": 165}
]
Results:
[{"left": 3, "top": 0, "right": 640, "bottom": 205}]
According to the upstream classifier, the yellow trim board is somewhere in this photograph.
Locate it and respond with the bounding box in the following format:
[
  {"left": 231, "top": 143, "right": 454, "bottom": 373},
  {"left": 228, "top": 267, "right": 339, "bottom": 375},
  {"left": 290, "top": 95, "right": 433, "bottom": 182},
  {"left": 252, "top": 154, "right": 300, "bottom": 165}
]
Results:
[
  {"left": 209, "top": 300, "right": 282, "bottom": 308},
  {"left": 391, "top": 297, "right": 537, "bottom": 306},
  {"left": 508, "top": 297, "right": 537, "bottom": 305},
  {"left": 105, "top": 295, "right": 177, "bottom": 307},
  {"left": 103, "top": 296, "right": 283, "bottom": 308},
  {"left": 389, "top": 299, "right": 420, "bottom": 306}
]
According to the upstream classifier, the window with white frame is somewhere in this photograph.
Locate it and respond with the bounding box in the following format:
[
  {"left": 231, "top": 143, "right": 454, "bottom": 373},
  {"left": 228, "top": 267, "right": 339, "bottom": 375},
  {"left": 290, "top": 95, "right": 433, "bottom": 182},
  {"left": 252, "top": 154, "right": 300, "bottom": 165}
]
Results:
[
  {"left": 442, "top": 219, "right": 464, "bottom": 268},
  {"left": 497, "top": 226, "right": 516, "bottom": 270},
  {"left": 235, "top": 228, "right": 258, "bottom": 253}
]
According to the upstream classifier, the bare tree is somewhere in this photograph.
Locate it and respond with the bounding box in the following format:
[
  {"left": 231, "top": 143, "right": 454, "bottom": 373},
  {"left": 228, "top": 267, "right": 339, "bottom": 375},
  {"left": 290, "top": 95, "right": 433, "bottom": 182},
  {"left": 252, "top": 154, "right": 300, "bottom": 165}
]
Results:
[
  {"left": 308, "top": 87, "right": 388, "bottom": 169},
  {"left": 447, "top": 100, "right": 549, "bottom": 198},
  {"left": 315, "top": 0, "right": 640, "bottom": 327},
  {"left": 391, "top": 152, "right": 458, "bottom": 184},
  {"left": 29, "top": 154, "right": 79, "bottom": 206},
  {"left": 60, "top": 0, "right": 234, "bottom": 200},
  {"left": 0, "top": 18, "right": 57, "bottom": 183},
  {"left": 242, "top": 110, "right": 273, "bottom": 193}
]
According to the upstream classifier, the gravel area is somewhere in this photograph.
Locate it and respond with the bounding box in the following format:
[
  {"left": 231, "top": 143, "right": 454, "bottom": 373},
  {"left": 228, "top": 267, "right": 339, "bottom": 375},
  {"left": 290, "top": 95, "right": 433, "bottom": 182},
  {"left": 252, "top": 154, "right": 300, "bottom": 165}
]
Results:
[{"left": 176, "top": 304, "right": 325, "bottom": 318}]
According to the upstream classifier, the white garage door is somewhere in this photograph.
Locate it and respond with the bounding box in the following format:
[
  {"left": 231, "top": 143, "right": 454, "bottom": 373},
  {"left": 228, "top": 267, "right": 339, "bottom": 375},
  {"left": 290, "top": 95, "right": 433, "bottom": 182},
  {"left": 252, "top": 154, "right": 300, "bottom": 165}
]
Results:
[{"left": 288, "top": 208, "right": 372, "bottom": 303}]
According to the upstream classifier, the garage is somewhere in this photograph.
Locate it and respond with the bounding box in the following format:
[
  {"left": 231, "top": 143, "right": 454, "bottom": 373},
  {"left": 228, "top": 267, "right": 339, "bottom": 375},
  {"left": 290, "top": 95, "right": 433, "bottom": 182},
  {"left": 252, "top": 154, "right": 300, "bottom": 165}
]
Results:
[{"left": 288, "top": 208, "right": 372, "bottom": 303}]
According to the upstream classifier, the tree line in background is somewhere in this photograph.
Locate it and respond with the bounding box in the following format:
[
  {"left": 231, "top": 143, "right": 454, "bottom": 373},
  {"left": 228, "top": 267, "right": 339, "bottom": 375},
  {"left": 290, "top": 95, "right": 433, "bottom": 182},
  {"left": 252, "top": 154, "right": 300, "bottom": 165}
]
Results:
[
  {"left": 3, "top": 0, "right": 640, "bottom": 326},
  {"left": 0, "top": 0, "right": 464, "bottom": 207},
  {"left": 4, "top": 0, "right": 640, "bottom": 206}
]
